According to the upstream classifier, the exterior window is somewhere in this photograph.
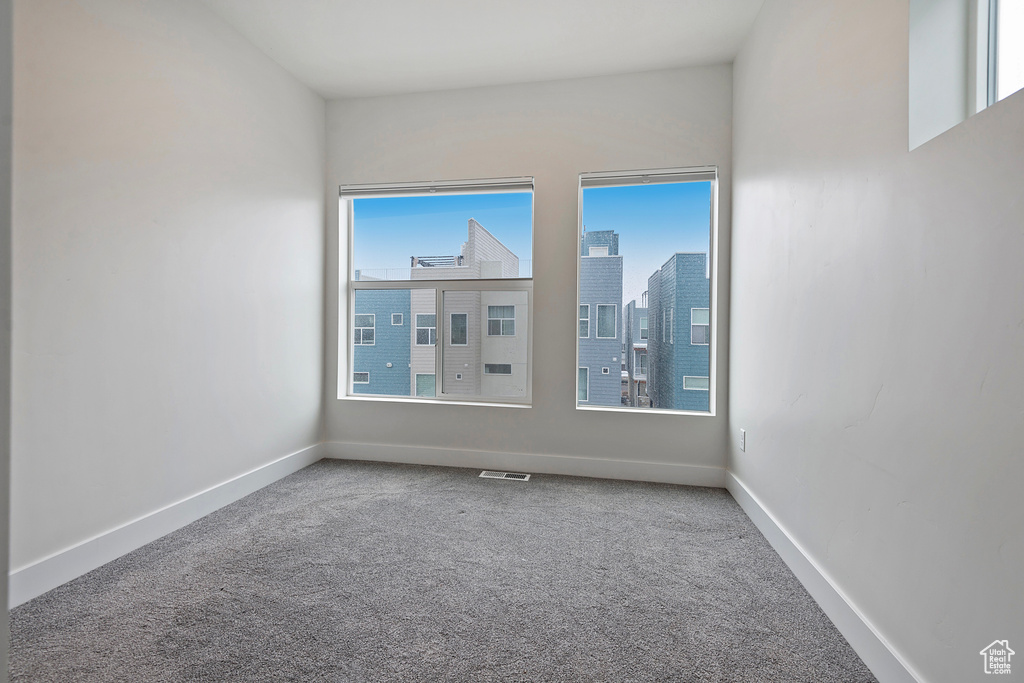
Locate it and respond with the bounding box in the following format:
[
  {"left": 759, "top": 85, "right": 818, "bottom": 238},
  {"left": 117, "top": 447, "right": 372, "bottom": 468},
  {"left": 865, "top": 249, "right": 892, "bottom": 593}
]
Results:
[
  {"left": 596, "top": 304, "right": 616, "bottom": 338},
  {"left": 415, "top": 373, "right": 436, "bottom": 397},
  {"left": 353, "top": 372, "right": 369, "bottom": 384},
  {"left": 342, "top": 177, "right": 533, "bottom": 404},
  {"left": 450, "top": 313, "right": 468, "bottom": 346},
  {"left": 484, "top": 363, "right": 512, "bottom": 375},
  {"left": 416, "top": 314, "right": 437, "bottom": 345},
  {"left": 487, "top": 305, "right": 515, "bottom": 336},
  {"left": 354, "top": 314, "right": 375, "bottom": 345},
  {"left": 683, "top": 376, "right": 710, "bottom": 391},
  {"left": 691, "top": 308, "right": 710, "bottom": 345},
  {"left": 578, "top": 167, "right": 715, "bottom": 412}
]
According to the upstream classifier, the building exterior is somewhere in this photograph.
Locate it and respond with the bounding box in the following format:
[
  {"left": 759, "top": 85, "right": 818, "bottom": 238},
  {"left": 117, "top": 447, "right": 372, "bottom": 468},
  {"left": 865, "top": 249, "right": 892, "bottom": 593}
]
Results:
[
  {"left": 578, "top": 230, "right": 623, "bottom": 406},
  {"left": 355, "top": 219, "right": 526, "bottom": 399},
  {"left": 623, "top": 296, "right": 649, "bottom": 407},
  {"left": 647, "top": 253, "right": 710, "bottom": 412},
  {"left": 352, "top": 286, "right": 411, "bottom": 396}
]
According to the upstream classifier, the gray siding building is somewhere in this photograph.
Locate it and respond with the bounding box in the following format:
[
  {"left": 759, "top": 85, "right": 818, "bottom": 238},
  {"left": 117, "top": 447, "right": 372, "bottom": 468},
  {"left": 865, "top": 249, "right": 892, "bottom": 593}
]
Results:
[{"left": 647, "top": 253, "right": 710, "bottom": 411}]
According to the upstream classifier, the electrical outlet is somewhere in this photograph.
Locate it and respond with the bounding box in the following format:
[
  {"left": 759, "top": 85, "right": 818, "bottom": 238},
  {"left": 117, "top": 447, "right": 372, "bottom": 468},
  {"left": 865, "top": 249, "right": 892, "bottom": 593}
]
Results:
[{"left": 740, "top": 429, "right": 746, "bottom": 452}]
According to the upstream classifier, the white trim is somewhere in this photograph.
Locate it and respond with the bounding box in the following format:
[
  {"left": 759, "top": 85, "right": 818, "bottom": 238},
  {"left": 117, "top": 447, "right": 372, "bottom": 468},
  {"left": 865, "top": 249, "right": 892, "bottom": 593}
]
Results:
[
  {"left": 352, "top": 371, "right": 370, "bottom": 384},
  {"left": 691, "top": 307, "right": 710, "bottom": 346},
  {"left": 449, "top": 311, "right": 468, "bottom": 346},
  {"left": 596, "top": 303, "right": 617, "bottom": 339},
  {"left": 324, "top": 441, "right": 725, "bottom": 488},
  {"left": 579, "top": 303, "right": 590, "bottom": 338},
  {"left": 578, "top": 366, "right": 589, "bottom": 402},
  {"left": 391, "top": 312, "right": 403, "bottom": 326},
  {"left": 9, "top": 443, "right": 326, "bottom": 608},
  {"left": 639, "top": 315, "right": 648, "bottom": 340},
  {"left": 726, "top": 472, "right": 925, "bottom": 683}
]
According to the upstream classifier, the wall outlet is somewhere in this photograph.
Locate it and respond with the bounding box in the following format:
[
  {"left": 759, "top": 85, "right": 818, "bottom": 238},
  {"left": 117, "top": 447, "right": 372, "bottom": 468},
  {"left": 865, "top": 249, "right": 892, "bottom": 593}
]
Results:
[{"left": 740, "top": 429, "right": 746, "bottom": 452}]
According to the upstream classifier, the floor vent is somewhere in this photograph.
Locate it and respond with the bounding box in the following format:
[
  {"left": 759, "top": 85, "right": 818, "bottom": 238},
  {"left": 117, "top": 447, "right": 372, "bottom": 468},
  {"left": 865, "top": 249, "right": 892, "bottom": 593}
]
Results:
[{"left": 479, "top": 470, "right": 531, "bottom": 481}]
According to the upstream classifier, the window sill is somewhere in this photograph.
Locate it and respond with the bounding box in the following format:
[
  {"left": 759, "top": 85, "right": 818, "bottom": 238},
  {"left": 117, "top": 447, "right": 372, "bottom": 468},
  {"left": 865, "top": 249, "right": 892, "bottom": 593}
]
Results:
[
  {"left": 575, "top": 405, "right": 715, "bottom": 417},
  {"left": 337, "top": 394, "right": 531, "bottom": 409}
]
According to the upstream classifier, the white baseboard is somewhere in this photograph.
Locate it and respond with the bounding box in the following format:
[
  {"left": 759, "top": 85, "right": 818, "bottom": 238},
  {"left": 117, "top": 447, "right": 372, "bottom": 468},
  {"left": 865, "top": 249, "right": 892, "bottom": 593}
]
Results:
[
  {"left": 323, "top": 441, "right": 726, "bottom": 488},
  {"left": 9, "top": 443, "right": 326, "bottom": 609},
  {"left": 725, "top": 472, "right": 924, "bottom": 683}
]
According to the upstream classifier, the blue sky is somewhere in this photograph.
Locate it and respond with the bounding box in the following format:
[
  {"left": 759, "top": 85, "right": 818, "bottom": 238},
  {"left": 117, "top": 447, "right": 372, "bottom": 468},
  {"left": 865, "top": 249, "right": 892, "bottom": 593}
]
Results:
[
  {"left": 582, "top": 181, "right": 711, "bottom": 305},
  {"left": 353, "top": 182, "right": 711, "bottom": 306},
  {"left": 353, "top": 193, "right": 534, "bottom": 277}
]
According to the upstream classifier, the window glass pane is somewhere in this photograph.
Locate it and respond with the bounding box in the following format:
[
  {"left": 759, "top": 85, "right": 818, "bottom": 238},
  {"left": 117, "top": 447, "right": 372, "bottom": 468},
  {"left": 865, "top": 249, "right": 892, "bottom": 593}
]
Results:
[
  {"left": 579, "top": 179, "right": 712, "bottom": 412},
  {"left": 596, "top": 305, "right": 616, "bottom": 338},
  {"left": 578, "top": 367, "right": 589, "bottom": 402},
  {"left": 392, "top": 313, "right": 403, "bottom": 325},
  {"left": 579, "top": 305, "right": 589, "bottom": 338},
  {"left": 998, "top": 0, "right": 1024, "bottom": 100},
  {"left": 353, "top": 192, "right": 532, "bottom": 280},
  {"left": 450, "top": 313, "right": 468, "bottom": 345},
  {"left": 442, "top": 290, "right": 528, "bottom": 399},
  {"left": 415, "top": 374, "right": 436, "bottom": 397},
  {"left": 683, "top": 376, "right": 710, "bottom": 391},
  {"left": 352, "top": 289, "right": 434, "bottom": 397}
]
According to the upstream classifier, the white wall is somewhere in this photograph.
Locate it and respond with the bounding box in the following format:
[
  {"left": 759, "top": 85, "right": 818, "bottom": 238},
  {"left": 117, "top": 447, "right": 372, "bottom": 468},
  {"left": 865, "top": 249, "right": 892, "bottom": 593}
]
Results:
[
  {"left": 325, "top": 67, "right": 732, "bottom": 483},
  {"left": 11, "top": 0, "right": 325, "bottom": 573},
  {"left": 731, "top": 1, "right": 1023, "bottom": 681},
  {"left": 0, "top": 0, "right": 11, "bottom": 676}
]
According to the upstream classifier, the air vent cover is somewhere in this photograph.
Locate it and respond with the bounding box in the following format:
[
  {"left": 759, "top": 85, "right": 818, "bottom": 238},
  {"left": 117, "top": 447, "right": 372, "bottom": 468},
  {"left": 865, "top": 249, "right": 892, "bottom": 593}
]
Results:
[{"left": 479, "top": 470, "right": 531, "bottom": 481}]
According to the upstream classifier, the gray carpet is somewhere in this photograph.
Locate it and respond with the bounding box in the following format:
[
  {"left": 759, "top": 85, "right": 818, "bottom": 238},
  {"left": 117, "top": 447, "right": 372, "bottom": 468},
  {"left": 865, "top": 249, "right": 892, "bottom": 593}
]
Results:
[{"left": 11, "top": 460, "right": 877, "bottom": 682}]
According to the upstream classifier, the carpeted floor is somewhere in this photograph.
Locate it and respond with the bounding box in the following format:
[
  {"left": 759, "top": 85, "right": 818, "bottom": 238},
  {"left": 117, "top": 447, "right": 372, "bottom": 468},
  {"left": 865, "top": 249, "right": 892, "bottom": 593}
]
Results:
[{"left": 11, "top": 460, "right": 877, "bottom": 682}]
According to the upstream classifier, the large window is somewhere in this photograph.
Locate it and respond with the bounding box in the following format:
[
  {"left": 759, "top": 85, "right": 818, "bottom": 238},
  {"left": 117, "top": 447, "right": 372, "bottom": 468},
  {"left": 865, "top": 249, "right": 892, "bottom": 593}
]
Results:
[
  {"left": 577, "top": 167, "right": 716, "bottom": 413},
  {"left": 342, "top": 178, "right": 533, "bottom": 404}
]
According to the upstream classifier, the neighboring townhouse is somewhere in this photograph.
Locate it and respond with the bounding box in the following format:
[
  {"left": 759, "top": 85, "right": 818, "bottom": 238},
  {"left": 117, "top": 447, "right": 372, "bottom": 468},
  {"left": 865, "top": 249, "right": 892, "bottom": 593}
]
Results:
[
  {"left": 647, "top": 253, "right": 710, "bottom": 411},
  {"left": 578, "top": 230, "right": 623, "bottom": 406},
  {"left": 358, "top": 219, "right": 525, "bottom": 399},
  {"left": 351, "top": 279, "right": 412, "bottom": 396},
  {"left": 623, "top": 296, "right": 649, "bottom": 407}
]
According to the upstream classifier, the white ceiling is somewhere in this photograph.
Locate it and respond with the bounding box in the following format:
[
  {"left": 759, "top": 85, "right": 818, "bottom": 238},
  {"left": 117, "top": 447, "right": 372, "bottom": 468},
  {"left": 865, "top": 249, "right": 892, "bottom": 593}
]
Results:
[{"left": 199, "top": 0, "right": 765, "bottom": 99}]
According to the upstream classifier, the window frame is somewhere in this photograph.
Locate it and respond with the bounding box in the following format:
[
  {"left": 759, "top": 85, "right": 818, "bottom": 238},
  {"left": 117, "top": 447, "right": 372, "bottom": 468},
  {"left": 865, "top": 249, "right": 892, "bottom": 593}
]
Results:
[
  {"left": 683, "top": 376, "right": 710, "bottom": 391},
  {"left": 579, "top": 304, "right": 590, "bottom": 338},
  {"left": 640, "top": 316, "right": 648, "bottom": 340},
  {"left": 340, "top": 177, "right": 534, "bottom": 407},
  {"left": 353, "top": 371, "right": 370, "bottom": 384},
  {"left": 578, "top": 367, "right": 589, "bottom": 402},
  {"left": 391, "top": 313, "right": 403, "bottom": 326},
  {"left": 483, "top": 363, "right": 513, "bottom": 375},
  {"left": 575, "top": 166, "right": 718, "bottom": 416}
]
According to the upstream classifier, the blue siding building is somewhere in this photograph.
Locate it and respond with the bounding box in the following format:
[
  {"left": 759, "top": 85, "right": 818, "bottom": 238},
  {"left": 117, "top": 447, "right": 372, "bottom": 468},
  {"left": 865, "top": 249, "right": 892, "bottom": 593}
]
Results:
[
  {"left": 352, "top": 289, "right": 411, "bottom": 396},
  {"left": 647, "top": 253, "right": 710, "bottom": 411},
  {"left": 579, "top": 229, "right": 623, "bottom": 406}
]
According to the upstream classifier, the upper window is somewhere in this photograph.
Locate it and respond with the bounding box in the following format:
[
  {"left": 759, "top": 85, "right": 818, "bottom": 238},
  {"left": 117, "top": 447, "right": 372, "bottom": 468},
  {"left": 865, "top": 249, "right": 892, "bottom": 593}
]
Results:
[
  {"left": 577, "top": 167, "right": 716, "bottom": 413},
  {"left": 691, "top": 308, "right": 710, "bottom": 345},
  {"left": 596, "top": 304, "right": 616, "bottom": 339},
  {"left": 910, "top": 0, "right": 1024, "bottom": 149},
  {"left": 487, "top": 305, "right": 516, "bottom": 336},
  {"left": 342, "top": 178, "right": 533, "bottom": 404},
  {"left": 450, "top": 313, "right": 468, "bottom": 346},
  {"left": 354, "top": 314, "right": 375, "bottom": 345}
]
